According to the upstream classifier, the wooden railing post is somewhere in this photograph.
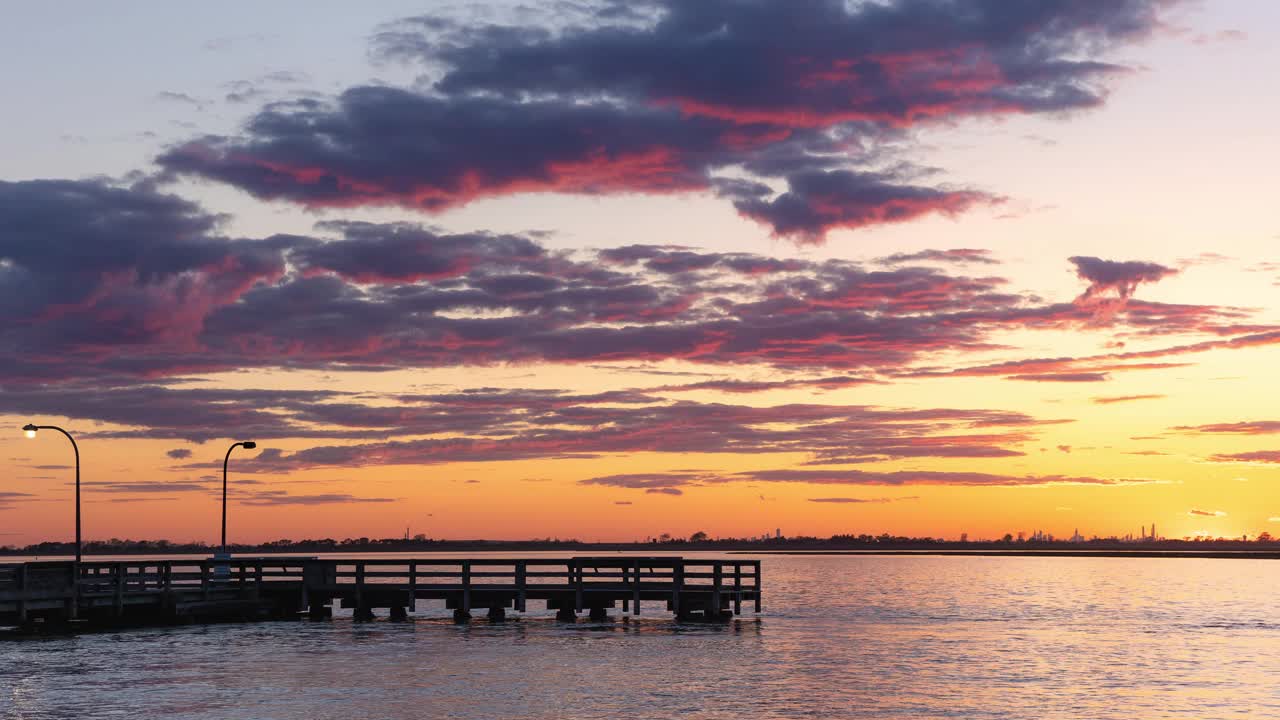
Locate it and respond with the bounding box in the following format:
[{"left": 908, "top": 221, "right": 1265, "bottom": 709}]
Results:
[
  {"left": 516, "top": 561, "right": 527, "bottom": 612},
  {"left": 201, "top": 563, "right": 210, "bottom": 600},
  {"left": 621, "top": 564, "right": 629, "bottom": 613},
  {"left": 754, "top": 561, "right": 762, "bottom": 613},
  {"left": 355, "top": 563, "right": 365, "bottom": 612},
  {"left": 633, "top": 558, "right": 641, "bottom": 616},
  {"left": 408, "top": 562, "right": 417, "bottom": 611},
  {"left": 672, "top": 560, "right": 684, "bottom": 617},
  {"left": 573, "top": 558, "right": 583, "bottom": 612},
  {"left": 113, "top": 563, "right": 125, "bottom": 617},
  {"left": 15, "top": 564, "right": 27, "bottom": 624},
  {"left": 712, "top": 562, "right": 723, "bottom": 617},
  {"left": 461, "top": 561, "right": 472, "bottom": 615},
  {"left": 299, "top": 561, "right": 311, "bottom": 613},
  {"left": 733, "top": 563, "right": 742, "bottom": 615},
  {"left": 69, "top": 562, "right": 79, "bottom": 620}
]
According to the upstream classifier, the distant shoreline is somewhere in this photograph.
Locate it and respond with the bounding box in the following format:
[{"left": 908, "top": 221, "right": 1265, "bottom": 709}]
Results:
[
  {"left": 737, "top": 549, "right": 1280, "bottom": 559},
  {"left": 5, "top": 540, "right": 1280, "bottom": 560}
]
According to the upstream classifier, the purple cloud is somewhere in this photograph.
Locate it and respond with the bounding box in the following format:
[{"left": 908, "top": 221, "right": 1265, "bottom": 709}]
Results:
[
  {"left": 6, "top": 182, "right": 1254, "bottom": 388},
  {"left": 156, "top": 1, "right": 1172, "bottom": 241},
  {"left": 1069, "top": 256, "right": 1179, "bottom": 318}
]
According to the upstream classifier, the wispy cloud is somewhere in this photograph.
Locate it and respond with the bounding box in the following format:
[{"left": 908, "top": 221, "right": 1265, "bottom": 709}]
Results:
[
  {"left": 0, "top": 491, "right": 38, "bottom": 510},
  {"left": 1092, "top": 394, "right": 1165, "bottom": 405},
  {"left": 1209, "top": 451, "right": 1280, "bottom": 464},
  {"left": 807, "top": 496, "right": 920, "bottom": 504},
  {"left": 583, "top": 469, "right": 1163, "bottom": 491},
  {"left": 238, "top": 491, "right": 397, "bottom": 506}
]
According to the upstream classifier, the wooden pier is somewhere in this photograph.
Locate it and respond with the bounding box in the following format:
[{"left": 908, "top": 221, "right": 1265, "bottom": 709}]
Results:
[{"left": 0, "top": 556, "right": 761, "bottom": 631}]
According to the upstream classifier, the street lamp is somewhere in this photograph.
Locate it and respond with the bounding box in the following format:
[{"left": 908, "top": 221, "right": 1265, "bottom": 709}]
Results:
[
  {"left": 22, "top": 423, "right": 81, "bottom": 562},
  {"left": 221, "top": 441, "right": 256, "bottom": 555}
]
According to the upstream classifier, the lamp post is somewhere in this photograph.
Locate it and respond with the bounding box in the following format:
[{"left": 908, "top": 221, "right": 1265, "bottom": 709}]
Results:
[
  {"left": 23, "top": 424, "right": 81, "bottom": 563},
  {"left": 221, "top": 441, "right": 256, "bottom": 555}
]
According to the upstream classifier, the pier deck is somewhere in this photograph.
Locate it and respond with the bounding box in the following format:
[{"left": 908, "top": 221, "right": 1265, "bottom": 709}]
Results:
[{"left": 0, "top": 556, "right": 761, "bottom": 630}]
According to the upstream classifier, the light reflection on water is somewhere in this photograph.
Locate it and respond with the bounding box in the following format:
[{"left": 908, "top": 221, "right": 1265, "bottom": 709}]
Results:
[{"left": 3, "top": 553, "right": 1279, "bottom": 719}]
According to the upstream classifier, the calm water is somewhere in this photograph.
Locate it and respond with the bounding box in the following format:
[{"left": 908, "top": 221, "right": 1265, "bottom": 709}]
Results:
[{"left": 3, "top": 552, "right": 1279, "bottom": 719}]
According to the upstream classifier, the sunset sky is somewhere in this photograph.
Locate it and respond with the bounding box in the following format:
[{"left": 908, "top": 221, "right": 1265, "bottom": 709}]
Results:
[{"left": 2, "top": 0, "right": 1278, "bottom": 545}]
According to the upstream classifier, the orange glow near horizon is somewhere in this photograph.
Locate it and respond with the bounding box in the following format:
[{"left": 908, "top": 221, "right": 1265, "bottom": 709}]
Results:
[{"left": 5, "top": 344, "right": 1280, "bottom": 545}]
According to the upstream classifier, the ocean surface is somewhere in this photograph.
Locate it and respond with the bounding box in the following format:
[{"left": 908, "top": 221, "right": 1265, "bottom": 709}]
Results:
[{"left": 3, "top": 552, "right": 1278, "bottom": 719}]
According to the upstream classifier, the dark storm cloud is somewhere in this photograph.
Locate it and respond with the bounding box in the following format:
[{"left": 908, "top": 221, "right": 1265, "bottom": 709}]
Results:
[{"left": 156, "top": 0, "right": 1173, "bottom": 241}]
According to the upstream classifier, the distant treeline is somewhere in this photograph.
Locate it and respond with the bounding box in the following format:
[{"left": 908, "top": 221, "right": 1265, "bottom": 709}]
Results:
[{"left": 3, "top": 532, "right": 1279, "bottom": 556}]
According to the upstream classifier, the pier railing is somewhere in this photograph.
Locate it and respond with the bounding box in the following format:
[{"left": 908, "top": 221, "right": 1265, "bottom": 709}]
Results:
[
  {"left": 319, "top": 557, "right": 762, "bottom": 614},
  {"left": 1, "top": 556, "right": 761, "bottom": 626},
  {"left": 75, "top": 558, "right": 312, "bottom": 593}
]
